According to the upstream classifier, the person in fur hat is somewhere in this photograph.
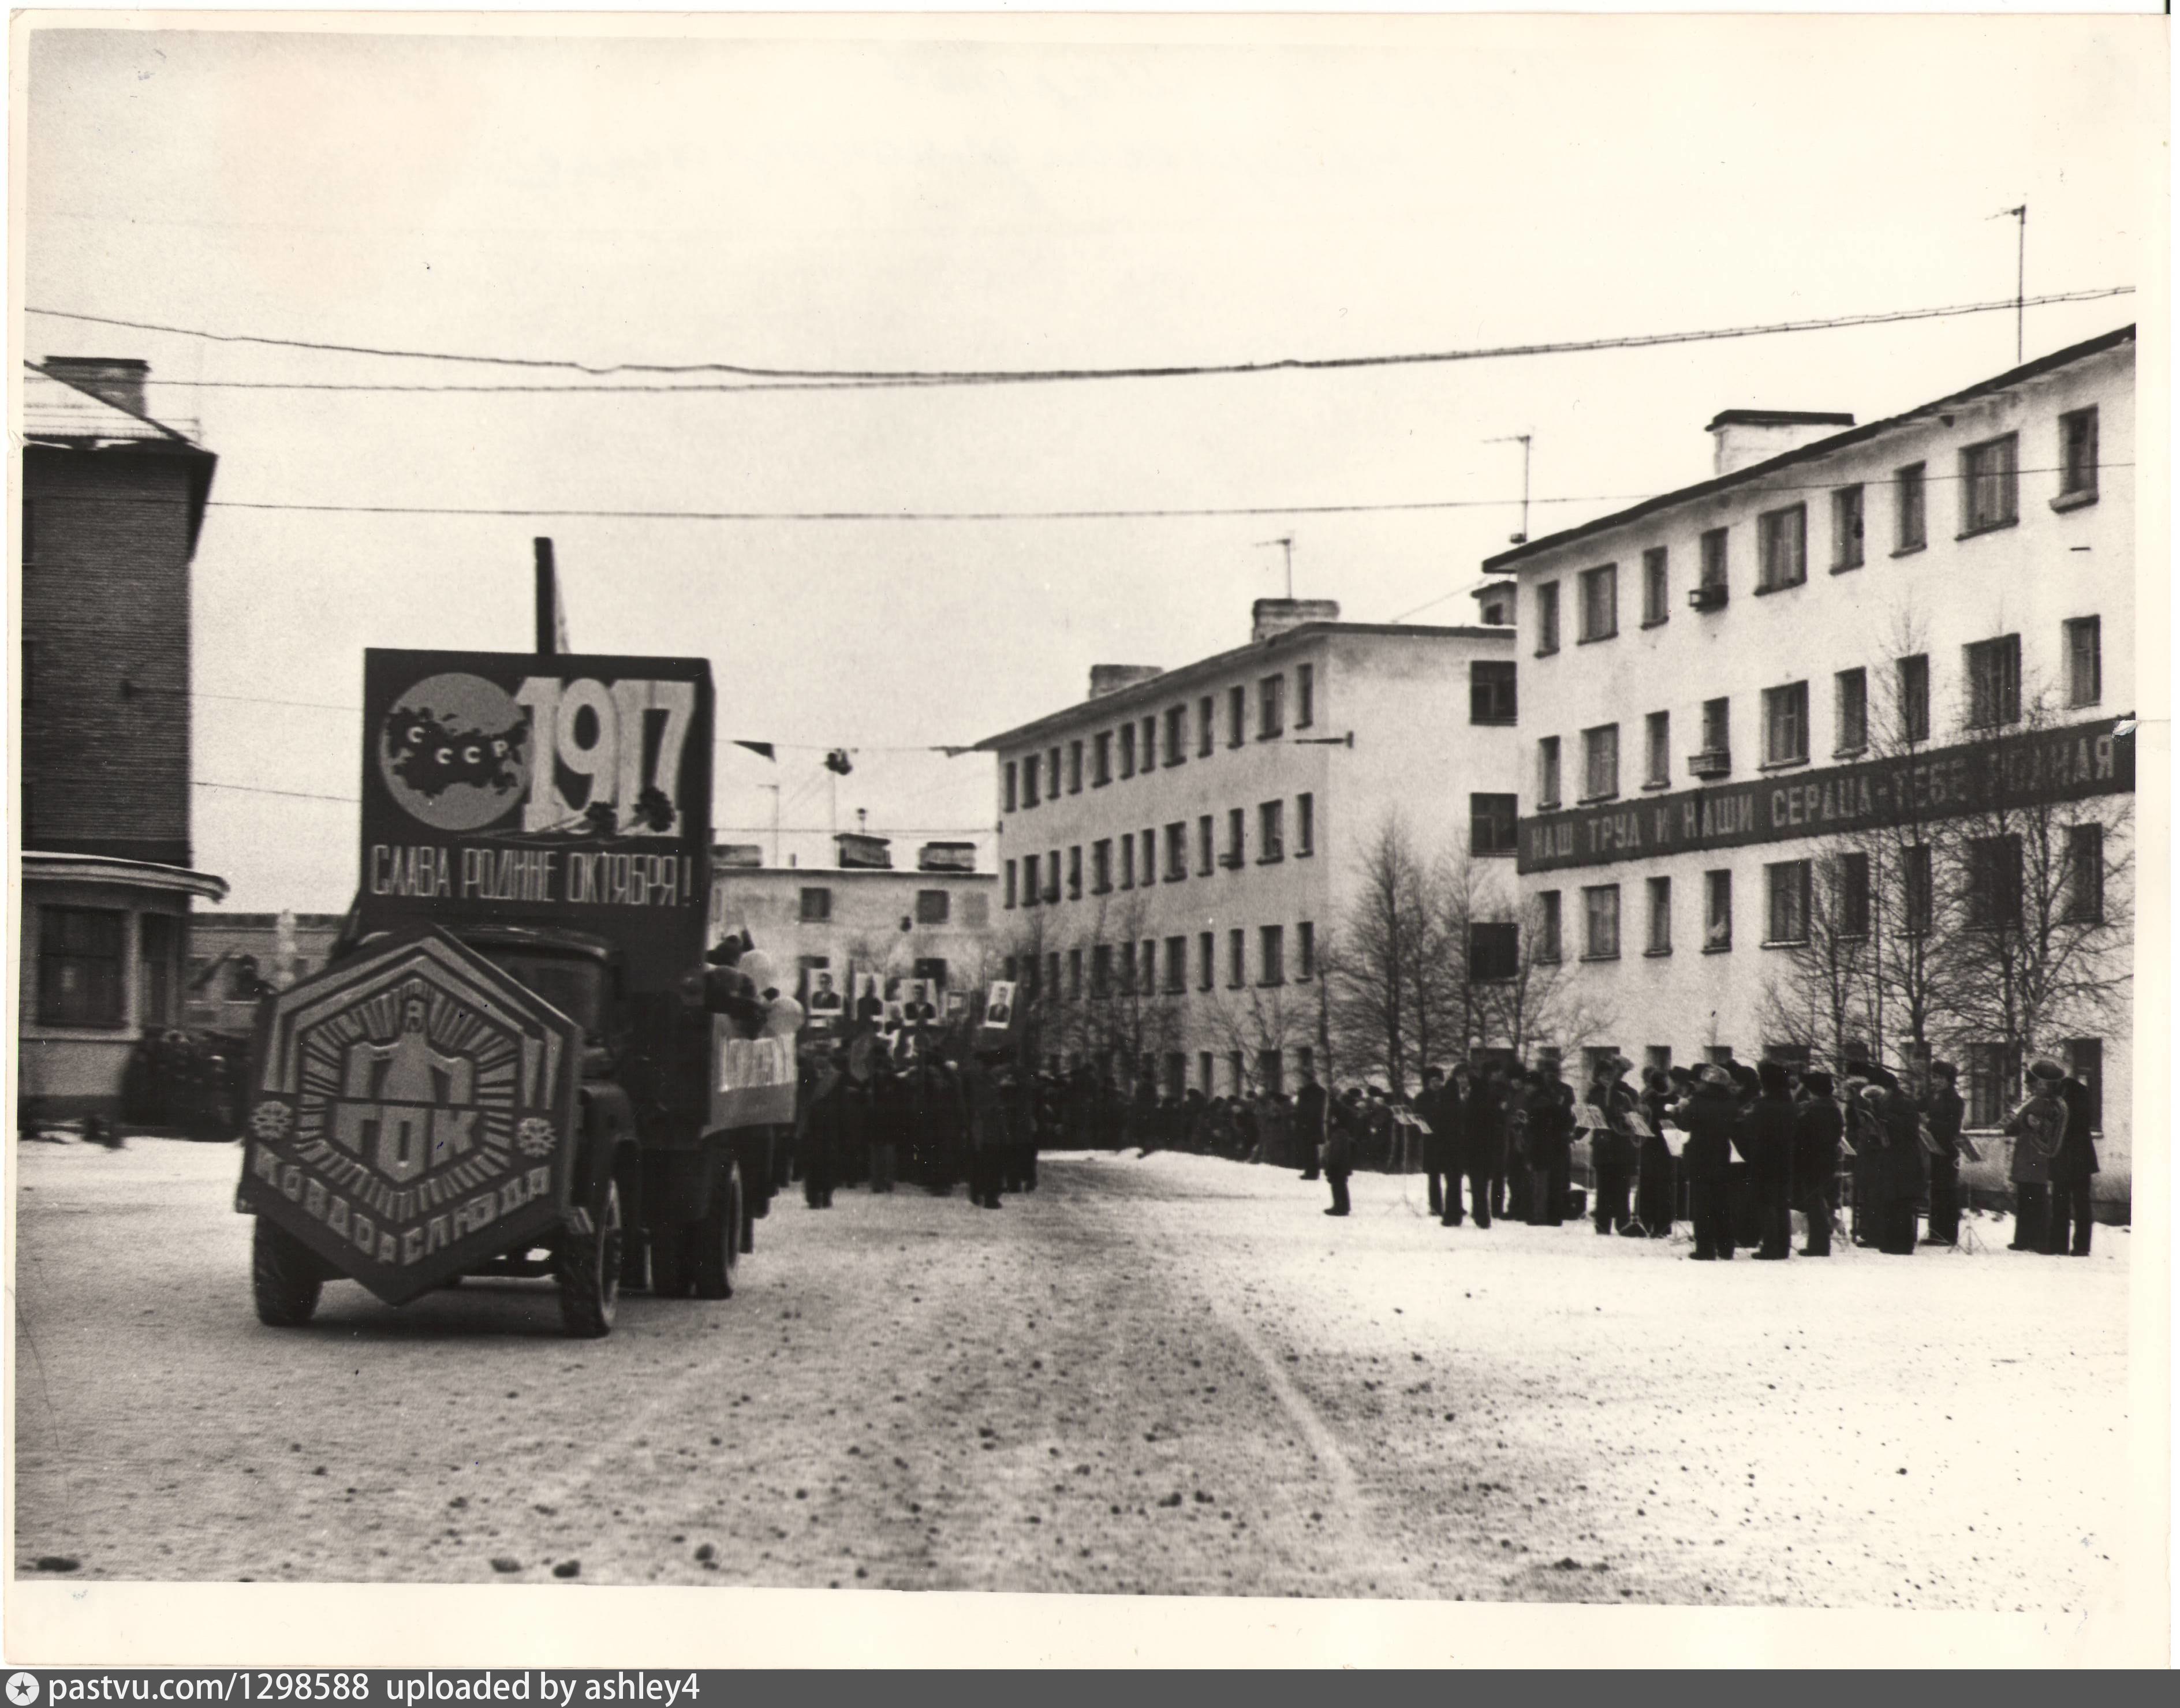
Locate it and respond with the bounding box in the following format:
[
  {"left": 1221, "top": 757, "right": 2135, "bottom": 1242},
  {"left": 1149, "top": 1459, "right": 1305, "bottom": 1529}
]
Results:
[{"left": 1793, "top": 1070, "right": 1844, "bottom": 1255}]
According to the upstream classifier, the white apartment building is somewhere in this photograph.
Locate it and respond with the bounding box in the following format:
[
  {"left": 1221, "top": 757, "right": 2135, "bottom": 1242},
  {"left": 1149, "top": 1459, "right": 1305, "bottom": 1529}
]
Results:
[
  {"left": 977, "top": 599, "right": 1520, "bottom": 1098},
  {"left": 1490, "top": 326, "right": 2136, "bottom": 1211}
]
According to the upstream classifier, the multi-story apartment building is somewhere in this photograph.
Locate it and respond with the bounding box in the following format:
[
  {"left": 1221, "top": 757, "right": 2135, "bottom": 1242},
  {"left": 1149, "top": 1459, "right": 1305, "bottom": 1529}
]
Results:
[
  {"left": 977, "top": 599, "right": 1520, "bottom": 1098},
  {"left": 1491, "top": 326, "right": 2136, "bottom": 1212}
]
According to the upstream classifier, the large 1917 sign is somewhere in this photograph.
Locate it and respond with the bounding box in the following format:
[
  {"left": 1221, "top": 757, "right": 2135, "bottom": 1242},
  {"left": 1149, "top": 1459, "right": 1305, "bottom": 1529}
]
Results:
[
  {"left": 1518, "top": 717, "right": 2134, "bottom": 874},
  {"left": 357, "top": 650, "right": 714, "bottom": 993},
  {"left": 238, "top": 930, "right": 584, "bottom": 1305}
]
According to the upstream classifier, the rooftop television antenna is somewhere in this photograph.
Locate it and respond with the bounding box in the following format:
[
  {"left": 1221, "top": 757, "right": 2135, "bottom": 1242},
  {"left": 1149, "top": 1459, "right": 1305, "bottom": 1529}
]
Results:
[
  {"left": 1486, "top": 435, "right": 1532, "bottom": 544},
  {"left": 1256, "top": 535, "right": 1296, "bottom": 599}
]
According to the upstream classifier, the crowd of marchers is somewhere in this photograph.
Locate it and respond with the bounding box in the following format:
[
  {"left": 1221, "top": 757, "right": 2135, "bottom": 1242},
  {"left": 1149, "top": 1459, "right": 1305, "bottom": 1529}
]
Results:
[{"left": 1303, "top": 1051, "right": 2103, "bottom": 1259}]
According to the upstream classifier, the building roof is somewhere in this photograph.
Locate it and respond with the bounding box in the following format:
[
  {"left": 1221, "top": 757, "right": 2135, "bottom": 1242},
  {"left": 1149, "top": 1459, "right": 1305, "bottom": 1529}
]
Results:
[
  {"left": 1483, "top": 324, "right": 2136, "bottom": 575},
  {"left": 973, "top": 620, "right": 1510, "bottom": 752},
  {"left": 22, "top": 849, "right": 229, "bottom": 903},
  {"left": 21, "top": 362, "right": 219, "bottom": 551},
  {"left": 1704, "top": 409, "right": 1856, "bottom": 432},
  {"left": 712, "top": 865, "right": 994, "bottom": 882}
]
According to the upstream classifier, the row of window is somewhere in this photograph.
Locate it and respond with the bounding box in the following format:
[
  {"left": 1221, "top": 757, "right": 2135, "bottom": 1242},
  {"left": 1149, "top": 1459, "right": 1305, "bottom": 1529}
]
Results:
[
  {"left": 795, "top": 887, "right": 990, "bottom": 928},
  {"left": 1534, "top": 621, "right": 2102, "bottom": 806},
  {"left": 1005, "top": 922, "right": 1319, "bottom": 1000},
  {"left": 1536, "top": 828, "right": 2104, "bottom": 961},
  {"left": 35, "top": 906, "right": 180, "bottom": 1029},
  {"left": 1003, "top": 794, "right": 1317, "bottom": 906},
  {"left": 1533, "top": 412, "right": 2100, "bottom": 646},
  {"left": 1005, "top": 666, "right": 1317, "bottom": 812}
]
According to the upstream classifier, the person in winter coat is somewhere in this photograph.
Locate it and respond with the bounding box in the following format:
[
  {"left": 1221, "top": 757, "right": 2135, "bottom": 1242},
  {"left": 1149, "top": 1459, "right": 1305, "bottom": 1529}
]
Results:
[
  {"left": 1867, "top": 1082, "right": 1926, "bottom": 1255},
  {"left": 865, "top": 1049, "right": 901, "bottom": 1193},
  {"left": 1416, "top": 1066, "right": 1459, "bottom": 1220},
  {"left": 1457, "top": 1065, "right": 1507, "bottom": 1228},
  {"left": 1321, "top": 1089, "right": 1365, "bottom": 1216},
  {"left": 1525, "top": 1071, "right": 1575, "bottom": 1227},
  {"left": 1738, "top": 1060, "right": 1799, "bottom": 1259},
  {"left": 1674, "top": 1064, "right": 1743, "bottom": 1261},
  {"left": 960, "top": 1053, "right": 1008, "bottom": 1210},
  {"left": 1792, "top": 1071, "right": 1844, "bottom": 1255},
  {"left": 799, "top": 1048, "right": 852, "bottom": 1208},
  {"left": 1634, "top": 1067, "right": 1678, "bottom": 1238},
  {"left": 1296, "top": 1071, "right": 1328, "bottom": 1182},
  {"left": 1921, "top": 1060, "right": 1966, "bottom": 1246},
  {"left": 1585, "top": 1057, "right": 1639, "bottom": 1236},
  {"left": 2004, "top": 1059, "right": 2066, "bottom": 1251},
  {"left": 1501, "top": 1072, "right": 1535, "bottom": 1223},
  {"left": 2043, "top": 1068, "right": 2100, "bottom": 1257}
]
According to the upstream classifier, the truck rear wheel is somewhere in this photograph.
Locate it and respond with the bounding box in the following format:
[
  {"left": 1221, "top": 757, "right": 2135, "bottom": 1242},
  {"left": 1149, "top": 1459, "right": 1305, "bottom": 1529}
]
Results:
[
  {"left": 557, "top": 1173, "right": 624, "bottom": 1338},
  {"left": 694, "top": 1159, "right": 744, "bottom": 1300},
  {"left": 252, "top": 1218, "right": 323, "bottom": 1327}
]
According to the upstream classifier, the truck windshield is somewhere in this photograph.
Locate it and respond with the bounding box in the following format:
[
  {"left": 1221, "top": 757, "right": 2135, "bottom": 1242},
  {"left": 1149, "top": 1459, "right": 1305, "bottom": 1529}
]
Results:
[{"left": 483, "top": 952, "right": 609, "bottom": 1038}]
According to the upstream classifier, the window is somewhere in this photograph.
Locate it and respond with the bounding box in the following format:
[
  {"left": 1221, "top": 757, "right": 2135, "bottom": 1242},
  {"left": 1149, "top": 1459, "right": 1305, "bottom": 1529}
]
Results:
[
  {"left": 1645, "top": 876, "right": 1672, "bottom": 955},
  {"left": 1197, "top": 694, "right": 1215, "bottom": 757},
  {"left": 1537, "top": 737, "right": 1562, "bottom": 809},
  {"left": 1197, "top": 932, "right": 1215, "bottom": 991},
  {"left": 1227, "top": 685, "right": 1246, "bottom": 748},
  {"left": 1198, "top": 1052, "right": 1215, "bottom": 1093},
  {"left": 1023, "top": 757, "right": 1040, "bottom": 808},
  {"left": 2065, "top": 1038, "right": 2104, "bottom": 1132},
  {"left": 1966, "top": 835, "right": 2024, "bottom": 930},
  {"left": 1225, "top": 808, "right": 1245, "bottom": 868},
  {"left": 1165, "top": 705, "right": 1186, "bottom": 765},
  {"left": 1757, "top": 504, "right": 1807, "bottom": 592},
  {"left": 1188, "top": 816, "right": 1208, "bottom": 876},
  {"left": 1119, "top": 723, "right": 1136, "bottom": 779},
  {"left": 1903, "top": 843, "right": 1934, "bottom": 935},
  {"left": 800, "top": 886, "right": 833, "bottom": 922},
  {"left": 1582, "top": 885, "right": 1621, "bottom": 960},
  {"left": 2066, "top": 616, "right": 2102, "bottom": 707},
  {"left": 1296, "top": 663, "right": 1315, "bottom": 728},
  {"left": 1068, "top": 949, "right": 1084, "bottom": 1000},
  {"left": 1898, "top": 653, "right": 1931, "bottom": 743},
  {"left": 1961, "top": 432, "right": 2019, "bottom": 534},
  {"left": 1047, "top": 851, "right": 1062, "bottom": 903},
  {"left": 1895, "top": 462, "right": 1927, "bottom": 551},
  {"left": 1966, "top": 634, "right": 2022, "bottom": 728},
  {"left": 1140, "top": 716, "right": 1156, "bottom": 772},
  {"left": 1227, "top": 929, "right": 1246, "bottom": 988},
  {"left": 1092, "top": 945, "right": 1113, "bottom": 999},
  {"left": 1164, "top": 822, "right": 1188, "bottom": 881},
  {"left": 1003, "top": 862, "right": 1017, "bottom": 909},
  {"left": 1258, "top": 1049, "right": 1286, "bottom": 1098},
  {"left": 1964, "top": 1042, "right": 2017, "bottom": 1128},
  {"left": 1699, "top": 527, "right": 1729, "bottom": 592},
  {"left": 1470, "top": 793, "right": 1518, "bottom": 857},
  {"left": 1535, "top": 581, "right": 1561, "bottom": 655},
  {"left": 2058, "top": 408, "right": 2099, "bottom": 503},
  {"left": 2064, "top": 823, "right": 2105, "bottom": 922},
  {"left": 1258, "top": 799, "right": 1285, "bottom": 862},
  {"left": 1298, "top": 921, "right": 1315, "bottom": 981},
  {"left": 1003, "top": 762, "right": 1018, "bottom": 813},
  {"left": 1163, "top": 1054, "right": 1187, "bottom": 1100},
  {"left": 1260, "top": 925, "right": 1286, "bottom": 986},
  {"left": 1701, "top": 697, "right": 1731, "bottom": 767},
  {"left": 1831, "top": 485, "right": 1864, "bottom": 571},
  {"left": 1118, "top": 943, "right": 1136, "bottom": 996},
  {"left": 1536, "top": 891, "right": 1563, "bottom": 962},
  {"left": 1048, "top": 748, "right": 1062, "bottom": 799},
  {"left": 1641, "top": 546, "right": 1669, "bottom": 626},
  {"left": 1140, "top": 831, "right": 1155, "bottom": 889},
  {"left": 139, "top": 913, "right": 177, "bottom": 1027},
  {"left": 916, "top": 889, "right": 951, "bottom": 925},
  {"left": 1164, "top": 937, "right": 1188, "bottom": 995},
  {"left": 1119, "top": 835, "right": 1135, "bottom": 889},
  {"left": 1093, "top": 839, "right": 1113, "bottom": 894},
  {"left": 1296, "top": 794, "right": 1315, "bottom": 857},
  {"left": 1471, "top": 921, "right": 1518, "bottom": 982},
  {"left": 1066, "top": 847, "right": 1083, "bottom": 901},
  {"left": 1766, "top": 861, "right": 1812, "bottom": 944},
  {"left": 1093, "top": 731, "right": 1113, "bottom": 786},
  {"left": 1644, "top": 713, "right": 1670, "bottom": 788},
  {"left": 1470, "top": 659, "right": 1517, "bottom": 724},
  {"left": 1704, "top": 870, "right": 1733, "bottom": 951},
  {"left": 1762, "top": 682, "right": 1809, "bottom": 766},
  {"left": 1838, "top": 851, "right": 1871, "bottom": 937},
  {"left": 1835, "top": 668, "right": 1868, "bottom": 755},
  {"left": 1581, "top": 723, "right": 1619, "bottom": 801},
  {"left": 1068, "top": 741, "right": 1084, "bottom": 793},
  {"left": 1578, "top": 563, "right": 1618, "bottom": 641},
  {"left": 38, "top": 907, "right": 125, "bottom": 1027},
  {"left": 1046, "top": 952, "right": 1061, "bottom": 997},
  {"left": 1258, "top": 675, "right": 1285, "bottom": 739}
]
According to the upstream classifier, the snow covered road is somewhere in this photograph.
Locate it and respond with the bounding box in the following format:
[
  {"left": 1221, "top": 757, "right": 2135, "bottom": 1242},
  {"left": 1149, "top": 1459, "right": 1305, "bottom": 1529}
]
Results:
[{"left": 11, "top": 1139, "right": 2133, "bottom": 1609}]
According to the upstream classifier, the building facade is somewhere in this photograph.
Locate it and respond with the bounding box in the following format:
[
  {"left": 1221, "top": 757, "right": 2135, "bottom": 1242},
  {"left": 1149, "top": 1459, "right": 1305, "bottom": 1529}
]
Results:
[
  {"left": 977, "top": 599, "right": 1521, "bottom": 1097},
  {"left": 1492, "top": 327, "right": 2136, "bottom": 1210},
  {"left": 18, "top": 358, "right": 227, "bottom": 1119},
  {"left": 185, "top": 911, "right": 348, "bottom": 1031}
]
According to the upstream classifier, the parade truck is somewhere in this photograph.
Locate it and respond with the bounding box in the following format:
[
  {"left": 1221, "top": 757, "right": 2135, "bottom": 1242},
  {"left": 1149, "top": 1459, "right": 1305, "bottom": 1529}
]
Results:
[{"left": 236, "top": 649, "right": 796, "bottom": 1337}]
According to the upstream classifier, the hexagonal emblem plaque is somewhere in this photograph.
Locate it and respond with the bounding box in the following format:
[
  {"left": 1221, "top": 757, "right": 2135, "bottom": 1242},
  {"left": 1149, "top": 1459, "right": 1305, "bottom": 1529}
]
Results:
[{"left": 238, "top": 928, "right": 584, "bottom": 1306}]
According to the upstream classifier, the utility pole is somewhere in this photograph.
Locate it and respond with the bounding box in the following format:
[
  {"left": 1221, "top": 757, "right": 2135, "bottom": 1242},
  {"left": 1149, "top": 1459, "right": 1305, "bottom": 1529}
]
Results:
[
  {"left": 1993, "top": 204, "right": 2026, "bottom": 364},
  {"left": 1487, "top": 435, "right": 1532, "bottom": 543},
  {"left": 1255, "top": 535, "right": 1296, "bottom": 599},
  {"left": 533, "top": 537, "right": 570, "bottom": 654}
]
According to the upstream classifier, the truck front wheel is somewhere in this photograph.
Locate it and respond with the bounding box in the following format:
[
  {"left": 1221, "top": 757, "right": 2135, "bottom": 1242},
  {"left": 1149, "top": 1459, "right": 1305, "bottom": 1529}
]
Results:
[
  {"left": 694, "top": 1158, "right": 744, "bottom": 1300},
  {"left": 557, "top": 1173, "right": 624, "bottom": 1338},
  {"left": 252, "top": 1218, "right": 323, "bottom": 1327}
]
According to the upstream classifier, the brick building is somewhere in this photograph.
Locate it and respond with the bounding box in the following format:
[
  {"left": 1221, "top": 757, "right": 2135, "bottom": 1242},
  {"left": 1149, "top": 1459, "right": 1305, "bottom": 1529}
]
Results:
[{"left": 18, "top": 357, "right": 227, "bottom": 1119}]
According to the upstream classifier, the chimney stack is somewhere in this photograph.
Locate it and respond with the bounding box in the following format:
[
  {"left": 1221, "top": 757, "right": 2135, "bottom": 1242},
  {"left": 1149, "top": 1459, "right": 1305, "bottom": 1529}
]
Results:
[
  {"left": 1251, "top": 597, "right": 1340, "bottom": 644},
  {"left": 1088, "top": 664, "right": 1163, "bottom": 701},
  {"left": 43, "top": 357, "right": 151, "bottom": 419},
  {"left": 1705, "top": 410, "right": 1854, "bottom": 477}
]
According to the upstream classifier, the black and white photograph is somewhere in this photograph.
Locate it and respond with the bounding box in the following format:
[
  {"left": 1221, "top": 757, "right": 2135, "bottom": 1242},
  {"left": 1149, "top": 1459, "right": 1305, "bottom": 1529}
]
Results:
[{"left": 6, "top": 8, "right": 2169, "bottom": 1669}]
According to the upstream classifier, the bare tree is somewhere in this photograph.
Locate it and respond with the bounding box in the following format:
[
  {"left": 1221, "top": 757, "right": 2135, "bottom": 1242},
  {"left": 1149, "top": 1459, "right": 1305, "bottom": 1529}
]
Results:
[
  {"left": 1203, "top": 980, "right": 1317, "bottom": 1097},
  {"left": 1478, "top": 889, "right": 1614, "bottom": 1063},
  {"left": 1325, "top": 813, "right": 1436, "bottom": 1093},
  {"left": 1758, "top": 850, "right": 1879, "bottom": 1070}
]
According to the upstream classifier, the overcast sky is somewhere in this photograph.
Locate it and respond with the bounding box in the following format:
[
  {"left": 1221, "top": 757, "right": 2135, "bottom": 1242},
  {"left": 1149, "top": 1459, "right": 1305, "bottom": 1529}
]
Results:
[{"left": 22, "top": 16, "right": 2163, "bottom": 913}]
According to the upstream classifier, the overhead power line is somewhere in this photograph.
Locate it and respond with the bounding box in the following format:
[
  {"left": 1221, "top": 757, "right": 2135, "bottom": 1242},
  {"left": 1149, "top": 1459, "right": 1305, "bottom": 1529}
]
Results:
[{"left": 25, "top": 287, "right": 2134, "bottom": 393}]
